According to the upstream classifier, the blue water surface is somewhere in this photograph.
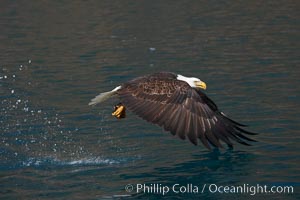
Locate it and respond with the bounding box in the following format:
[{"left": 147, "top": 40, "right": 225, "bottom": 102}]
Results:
[{"left": 0, "top": 1, "right": 299, "bottom": 199}]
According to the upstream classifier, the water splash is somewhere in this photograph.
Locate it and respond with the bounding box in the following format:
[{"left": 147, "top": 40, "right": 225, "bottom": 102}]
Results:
[
  {"left": 21, "top": 156, "right": 121, "bottom": 167},
  {"left": 0, "top": 63, "right": 103, "bottom": 169}
]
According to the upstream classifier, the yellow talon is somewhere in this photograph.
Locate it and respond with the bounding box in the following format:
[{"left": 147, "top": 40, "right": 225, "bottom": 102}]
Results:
[{"left": 112, "top": 104, "right": 126, "bottom": 119}]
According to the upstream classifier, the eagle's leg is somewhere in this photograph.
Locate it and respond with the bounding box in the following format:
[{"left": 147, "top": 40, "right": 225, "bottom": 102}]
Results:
[{"left": 112, "top": 103, "right": 126, "bottom": 119}]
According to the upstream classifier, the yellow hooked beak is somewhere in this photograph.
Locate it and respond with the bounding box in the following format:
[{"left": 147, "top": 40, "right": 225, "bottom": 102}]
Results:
[{"left": 195, "top": 81, "right": 207, "bottom": 90}]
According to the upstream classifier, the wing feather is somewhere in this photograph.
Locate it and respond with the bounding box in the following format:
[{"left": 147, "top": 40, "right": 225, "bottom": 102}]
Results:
[
  {"left": 175, "top": 107, "right": 187, "bottom": 140},
  {"left": 187, "top": 113, "right": 198, "bottom": 145}
]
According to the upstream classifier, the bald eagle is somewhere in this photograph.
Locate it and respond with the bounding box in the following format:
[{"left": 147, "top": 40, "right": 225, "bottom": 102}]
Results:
[{"left": 89, "top": 72, "right": 257, "bottom": 149}]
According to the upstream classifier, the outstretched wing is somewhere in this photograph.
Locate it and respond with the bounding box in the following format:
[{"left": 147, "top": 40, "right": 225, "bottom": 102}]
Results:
[{"left": 117, "top": 75, "right": 256, "bottom": 149}]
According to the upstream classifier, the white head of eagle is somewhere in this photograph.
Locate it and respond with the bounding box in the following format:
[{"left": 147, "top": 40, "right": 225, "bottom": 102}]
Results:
[{"left": 177, "top": 74, "right": 207, "bottom": 90}]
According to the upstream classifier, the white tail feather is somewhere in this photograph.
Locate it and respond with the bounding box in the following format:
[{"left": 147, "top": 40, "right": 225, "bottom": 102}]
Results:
[{"left": 88, "top": 86, "right": 121, "bottom": 106}]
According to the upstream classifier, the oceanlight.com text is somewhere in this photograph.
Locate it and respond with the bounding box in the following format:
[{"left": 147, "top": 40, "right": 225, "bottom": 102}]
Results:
[{"left": 125, "top": 183, "right": 294, "bottom": 196}]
